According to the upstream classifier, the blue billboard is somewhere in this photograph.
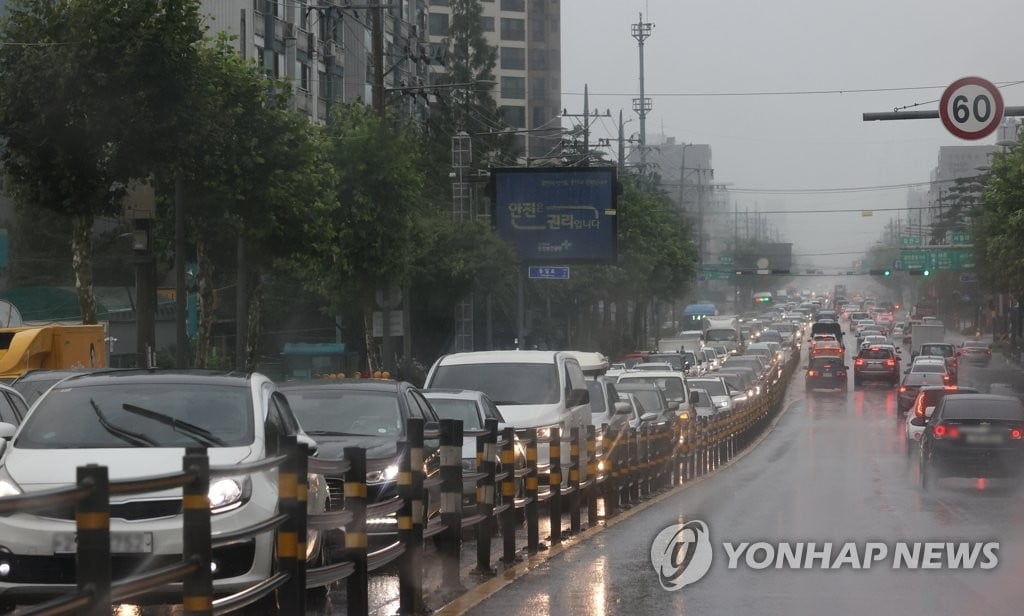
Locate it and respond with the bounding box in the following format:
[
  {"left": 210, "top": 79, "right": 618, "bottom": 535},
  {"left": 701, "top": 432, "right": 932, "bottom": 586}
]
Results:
[{"left": 492, "top": 167, "right": 618, "bottom": 264}]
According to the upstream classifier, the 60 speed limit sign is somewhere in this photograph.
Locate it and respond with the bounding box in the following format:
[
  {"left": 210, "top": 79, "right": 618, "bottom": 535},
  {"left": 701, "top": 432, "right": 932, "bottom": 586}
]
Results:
[{"left": 939, "top": 76, "right": 1005, "bottom": 140}]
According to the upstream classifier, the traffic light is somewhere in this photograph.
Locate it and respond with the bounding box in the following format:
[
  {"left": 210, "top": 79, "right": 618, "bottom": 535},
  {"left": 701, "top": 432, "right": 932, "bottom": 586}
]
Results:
[
  {"left": 868, "top": 269, "right": 892, "bottom": 276},
  {"left": 922, "top": 269, "right": 931, "bottom": 277}
]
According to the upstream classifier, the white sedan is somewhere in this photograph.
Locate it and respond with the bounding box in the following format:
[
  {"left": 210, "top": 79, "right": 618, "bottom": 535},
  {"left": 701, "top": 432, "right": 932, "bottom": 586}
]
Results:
[{"left": 904, "top": 385, "right": 978, "bottom": 456}]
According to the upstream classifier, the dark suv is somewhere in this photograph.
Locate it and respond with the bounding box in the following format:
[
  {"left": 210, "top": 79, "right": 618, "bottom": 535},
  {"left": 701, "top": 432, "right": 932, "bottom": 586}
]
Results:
[
  {"left": 853, "top": 346, "right": 899, "bottom": 387},
  {"left": 805, "top": 356, "right": 848, "bottom": 392}
]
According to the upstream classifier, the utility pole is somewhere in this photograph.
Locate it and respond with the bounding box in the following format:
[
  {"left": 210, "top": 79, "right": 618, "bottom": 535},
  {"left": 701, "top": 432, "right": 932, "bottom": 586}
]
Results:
[
  {"left": 631, "top": 14, "right": 653, "bottom": 173},
  {"left": 618, "top": 110, "right": 625, "bottom": 171},
  {"left": 562, "top": 85, "right": 610, "bottom": 166},
  {"left": 452, "top": 132, "right": 474, "bottom": 352}
]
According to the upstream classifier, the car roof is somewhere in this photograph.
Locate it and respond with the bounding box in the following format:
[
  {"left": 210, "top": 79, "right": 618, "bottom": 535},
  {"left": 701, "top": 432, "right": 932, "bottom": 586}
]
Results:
[
  {"left": 279, "top": 379, "right": 404, "bottom": 392},
  {"left": 615, "top": 381, "right": 661, "bottom": 390},
  {"left": 918, "top": 385, "right": 979, "bottom": 393},
  {"left": 435, "top": 351, "right": 563, "bottom": 365},
  {"left": 422, "top": 388, "right": 487, "bottom": 401},
  {"left": 55, "top": 370, "right": 254, "bottom": 388},
  {"left": 619, "top": 370, "right": 683, "bottom": 379},
  {"left": 11, "top": 368, "right": 122, "bottom": 383}
]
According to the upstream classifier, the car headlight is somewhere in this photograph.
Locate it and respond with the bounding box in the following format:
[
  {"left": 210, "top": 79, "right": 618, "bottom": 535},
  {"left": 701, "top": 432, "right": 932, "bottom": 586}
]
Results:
[
  {"left": 716, "top": 401, "right": 729, "bottom": 409},
  {"left": 0, "top": 468, "right": 20, "bottom": 497},
  {"left": 209, "top": 478, "right": 250, "bottom": 514},
  {"left": 367, "top": 463, "right": 400, "bottom": 485},
  {"left": 535, "top": 424, "right": 560, "bottom": 441}
]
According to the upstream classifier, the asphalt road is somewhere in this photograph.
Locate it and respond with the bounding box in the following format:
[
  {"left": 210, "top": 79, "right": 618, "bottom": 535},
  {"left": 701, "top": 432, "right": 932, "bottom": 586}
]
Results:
[{"left": 464, "top": 345, "right": 1024, "bottom": 616}]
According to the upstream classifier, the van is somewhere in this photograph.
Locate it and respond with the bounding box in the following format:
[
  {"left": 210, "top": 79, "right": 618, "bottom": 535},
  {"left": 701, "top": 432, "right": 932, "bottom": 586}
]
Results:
[{"left": 424, "top": 351, "right": 591, "bottom": 480}]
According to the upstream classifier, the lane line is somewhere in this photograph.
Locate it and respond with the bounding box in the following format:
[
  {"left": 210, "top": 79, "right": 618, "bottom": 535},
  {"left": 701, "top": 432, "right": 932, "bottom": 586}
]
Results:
[{"left": 433, "top": 377, "right": 805, "bottom": 616}]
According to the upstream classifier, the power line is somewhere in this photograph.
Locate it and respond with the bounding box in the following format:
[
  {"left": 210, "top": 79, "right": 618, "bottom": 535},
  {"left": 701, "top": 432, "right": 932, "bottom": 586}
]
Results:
[
  {"left": 727, "top": 178, "right": 971, "bottom": 195},
  {"left": 562, "top": 80, "right": 1024, "bottom": 98}
]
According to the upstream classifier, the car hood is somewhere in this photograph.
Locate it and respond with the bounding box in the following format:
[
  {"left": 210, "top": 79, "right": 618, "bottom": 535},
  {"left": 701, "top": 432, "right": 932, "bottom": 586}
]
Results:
[
  {"left": 495, "top": 403, "right": 571, "bottom": 429},
  {"left": 6, "top": 446, "right": 254, "bottom": 491},
  {"left": 314, "top": 435, "right": 399, "bottom": 462}
]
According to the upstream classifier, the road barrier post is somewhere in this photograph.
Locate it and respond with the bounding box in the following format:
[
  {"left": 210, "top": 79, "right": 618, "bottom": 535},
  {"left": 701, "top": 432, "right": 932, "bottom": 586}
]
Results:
[
  {"left": 76, "top": 464, "right": 111, "bottom": 616},
  {"left": 343, "top": 446, "right": 368, "bottom": 616},
  {"left": 500, "top": 426, "right": 518, "bottom": 563},
  {"left": 603, "top": 424, "right": 617, "bottom": 517},
  {"left": 548, "top": 427, "right": 562, "bottom": 544},
  {"left": 525, "top": 428, "right": 540, "bottom": 554},
  {"left": 276, "top": 436, "right": 303, "bottom": 611},
  {"left": 476, "top": 418, "right": 498, "bottom": 573},
  {"left": 624, "top": 426, "right": 636, "bottom": 504},
  {"left": 586, "top": 425, "right": 599, "bottom": 527},
  {"left": 568, "top": 427, "right": 581, "bottom": 534},
  {"left": 182, "top": 448, "right": 212, "bottom": 616},
  {"left": 398, "top": 418, "right": 426, "bottom": 614},
  {"left": 439, "top": 419, "right": 465, "bottom": 591}
]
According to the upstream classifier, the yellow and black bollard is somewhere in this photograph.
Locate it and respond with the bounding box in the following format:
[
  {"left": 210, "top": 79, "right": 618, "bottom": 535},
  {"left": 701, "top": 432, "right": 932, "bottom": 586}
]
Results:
[
  {"left": 568, "top": 427, "right": 581, "bottom": 535},
  {"left": 548, "top": 427, "right": 563, "bottom": 545},
  {"left": 586, "top": 425, "right": 599, "bottom": 527},
  {"left": 525, "top": 428, "right": 540, "bottom": 554},
  {"left": 398, "top": 418, "right": 427, "bottom": 614},
  {"left": 76, "top": 464, "right": 111, "bottom": 616},
  {"left": 181, "top": 448, "right": 212, "bottom": 616},
  {"left": 343, "top": 446, "right": 368, "bottom": 616},
  {"left": 439, "top": 418, "right": 465, "bottom": 592},
  {"left": 500, "top": 426, "right": 518, "bottom": 563},
  {"left": 476, "top": 418, "right": 498, "bottom": 573}
]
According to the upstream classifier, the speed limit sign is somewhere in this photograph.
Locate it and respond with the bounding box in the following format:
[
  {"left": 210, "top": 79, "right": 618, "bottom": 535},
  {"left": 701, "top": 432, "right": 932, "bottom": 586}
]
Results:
[{"left": 939, "top": 77, "right": 1005, "bottom": 140}]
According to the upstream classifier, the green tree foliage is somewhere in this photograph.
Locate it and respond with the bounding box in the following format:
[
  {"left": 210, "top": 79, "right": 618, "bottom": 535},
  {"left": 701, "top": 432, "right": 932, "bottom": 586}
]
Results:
[
  {"left": 0, "top": 0, "right": 203, "bottom": 323},
  {"left": 977, "top": 138, "right": 1024, "bottom": 297}
]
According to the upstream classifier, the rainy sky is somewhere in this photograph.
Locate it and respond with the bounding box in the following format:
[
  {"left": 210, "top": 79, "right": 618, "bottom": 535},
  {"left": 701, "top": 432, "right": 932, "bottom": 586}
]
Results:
[{"left": 562, "top": 0, "right": 1023, "bottom": 269}]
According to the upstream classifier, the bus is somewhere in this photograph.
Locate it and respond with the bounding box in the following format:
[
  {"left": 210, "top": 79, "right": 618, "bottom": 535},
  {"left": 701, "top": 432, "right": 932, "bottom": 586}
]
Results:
[
  {"left": 752, "top": 292, "right": 774, "bottom": 309},
  {"left": 681, "top": 303, "right": 717, "bottom": 331}
]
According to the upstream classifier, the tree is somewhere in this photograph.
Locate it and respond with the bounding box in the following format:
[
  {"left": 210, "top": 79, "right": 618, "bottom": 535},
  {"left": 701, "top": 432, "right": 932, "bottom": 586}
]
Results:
[
  {"left": 0, "top": 0, "right": 203, "bottom": 323},
  {"left": 977, "top": 138, "right": 1024, "bottom": 298}
]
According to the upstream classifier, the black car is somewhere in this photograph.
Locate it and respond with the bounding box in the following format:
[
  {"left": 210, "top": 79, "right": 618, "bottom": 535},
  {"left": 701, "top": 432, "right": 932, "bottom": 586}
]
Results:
[
  {"left": 853, "top": 346, "right": 899, "bottom": 386},
  {"left": 805, "top": 356, "right": 848, "bottom": 392},
  {"left": 279, "top": 379, "right": 442, "bottom": 537},
  {"left": 898, "top": 371, "right": 950, "bottom": 413},
  {"left": 920, "top": 394, "right": 1024, "bottom": 488}
]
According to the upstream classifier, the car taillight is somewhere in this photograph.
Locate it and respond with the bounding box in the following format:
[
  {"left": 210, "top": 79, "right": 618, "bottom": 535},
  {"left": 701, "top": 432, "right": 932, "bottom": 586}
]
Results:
[
  {"left": 899, "top": 386, "right": 907, "bottom": 393},
  {"left": 933, "top": 424, "right": 960, "bottom": 439},
  {"left": 944, "top": 385, "right": 958, "bottom": 391},
  {"left": 886, "top": 359, "right": 895, "bottom": 367},
  {"left": 943, "top": 374, "right": 951, "bottom": 382},
  {"left": 807, "top": 370, "right": 817, "bottom": 377},
  {"left": 1011, "top": 428, "right": 1023, "bottom": 440},
  {"left": 986, "top": 349, "right": 992, "bottom": 355},
  {"left": 854, "top": 358, "right": 864, "bottom": 366},
  {"left": 914, "top": 398, "right": 925, "bottom": 417},
  {"left": 836, "top": 371, "right": 846, "bottom": 377}
]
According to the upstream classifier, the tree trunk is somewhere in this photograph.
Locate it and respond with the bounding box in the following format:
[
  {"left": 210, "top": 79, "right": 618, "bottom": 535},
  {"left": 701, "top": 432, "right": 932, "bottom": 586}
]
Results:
[
  {"left": 71, "top": 213, "right": 97, "bottom": 324},
  {"left": 363, "top": 295, "right": 380, "bottom": 374},
  {"left": 193, "top": 234, "right": 215, "bottom": 369},
  {"left": 245, "top": 274, "right": 264, "bottom": 372}
]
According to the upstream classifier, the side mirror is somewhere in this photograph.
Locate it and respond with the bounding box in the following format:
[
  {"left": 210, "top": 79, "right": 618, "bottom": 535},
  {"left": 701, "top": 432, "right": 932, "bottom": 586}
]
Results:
[
  {"left": 296, "top": 432, "right": 318, "bottom": 454},
  {"left": 688, "top": 391, "right": 699, "bottom": 406},
  {"left": 667, "top": 401, "right": 681, "bottom": 412},
  {"left": 424, "top": 420, "right": 440, "bottom": 434},
  {"left": 613, "top": 401, "right": 632, "bottom": 415},
  {"left": 640, "top": 412, "right": 659, "bottom": 423},
  {"left": 567, "top": 387, "right": 590, "bottom": 407},
  {"left": 0, "top": 423, "right": 15, "bottom": 440},
  {"left": 910, "top": 416, "right": 928, "bottom": 427}
]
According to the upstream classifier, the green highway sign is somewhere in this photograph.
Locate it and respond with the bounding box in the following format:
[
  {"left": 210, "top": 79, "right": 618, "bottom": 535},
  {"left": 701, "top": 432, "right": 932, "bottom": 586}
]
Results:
[
  {"left": 948, "top": 230, "right": 972, "bottom": 244},
  {"left": 718, "top": 255, "right": 734, "bottom": 265},
  {"left": 900, "top": 236, "right": 922, "bottom": 247},
  {"left": 931, "top": 248, "right": 975, "bottom": 271},
  {"left": 899, "top": 250, "right": 931, "bottom": 269},
  {"left": 704, "top": 270, "right": 734, "bottom": 281}
]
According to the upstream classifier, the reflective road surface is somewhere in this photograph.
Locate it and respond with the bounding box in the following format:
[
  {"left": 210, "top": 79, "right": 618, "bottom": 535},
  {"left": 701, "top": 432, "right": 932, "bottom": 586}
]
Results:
[{"left": 463, "top": 345, "right": 1024, "bottom": 616}]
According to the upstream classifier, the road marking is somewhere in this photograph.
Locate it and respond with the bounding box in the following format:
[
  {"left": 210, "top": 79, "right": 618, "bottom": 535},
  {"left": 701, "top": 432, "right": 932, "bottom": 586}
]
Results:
[{"left": 433, "top": 384, "right": 803, "bottom": 616}]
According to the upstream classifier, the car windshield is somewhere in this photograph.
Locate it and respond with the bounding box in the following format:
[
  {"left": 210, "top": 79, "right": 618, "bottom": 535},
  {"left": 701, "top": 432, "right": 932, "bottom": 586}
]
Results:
[
  {"left": 859, "top": 349, "right": 892, "bottom": 360},
  {"left": 10, "top": 377, "right": 68, "bottom": 407},
  {"left": 15, "top": 383, "right": 253, "bottom": 449},
  {"left": 912, "top": 363, "right": 945, "bottom": 374},
  {"left": 430, "top": 363, "right": 559, "bottom": 405},
  {"left": 941, "top": 399, "right": 1024, "bottom": 421},
  {"left": 705, "top": 329, "right": 738, "bottom": 342},
  {"left": 424, "top": 398, "right": 481, "bottom": 430},
  {"left": 809, "top": 358, "right": 842, "bottom": 370},
  {"left": 615, "top": 386, "right": 665, "bottom": 412},
  {"left": 963, "top": 342, "right": 990, "bottom": 349},
  {"left": 618, "top": 376, "right": 685, "bottom": 403},
  {"left": 646, "top": 355, "right": 684, "bottom": 370},
  {"left": 920, "top": 345, "right": 953, "bottom": 357},
  {"left": 285, "top": 389, "right": 403, "bottom": 436},
  {"left": 586, "top": 382, "right": 607, "bottom": 414},
  {"left": 688, "top": 379, "right": 727, "bottom": 397}
]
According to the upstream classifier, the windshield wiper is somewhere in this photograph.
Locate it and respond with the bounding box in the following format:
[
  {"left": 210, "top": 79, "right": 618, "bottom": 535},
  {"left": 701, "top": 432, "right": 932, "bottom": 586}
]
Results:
[
  {"left": 305, "top": 430, "right": 363, "bottom": 437},
  {"left": 90, "top": 399, "right": 156, "bottom": 447},
  {"left": 121, "top": 403, "right": 228, "bottom": 447}
]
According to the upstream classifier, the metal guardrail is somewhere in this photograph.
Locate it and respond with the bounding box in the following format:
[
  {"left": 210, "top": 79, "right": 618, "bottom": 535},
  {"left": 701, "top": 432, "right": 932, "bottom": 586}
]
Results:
[{"left": 0, "top": 351, "right": 801, "bottom": 615}]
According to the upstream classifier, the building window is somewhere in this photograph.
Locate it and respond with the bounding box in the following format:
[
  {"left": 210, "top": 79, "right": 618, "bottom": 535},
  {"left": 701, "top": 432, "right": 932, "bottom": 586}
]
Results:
[
  {"left": 501, "top": 0, "right": 525, "bottom": 10},
  {"left": 533, "top": 106, "right": 547, "bottom": 128},
  {"left": 429, "top": 13, "right": 449, "bottom": 36},
  {"left": 501, "top": 105, "right": 526, "bottom": 128},
  {"left": 300, "top": 63, "right": 310, "bottom": 91},
  {"left": 528, "top": 47, "right": 546, "bottom": 69},
  {"left": 319, "top": 70, "right": 328, "bottom": 99},
  {"left": 501, "top": 76, "right": 526, "bottom": 99},
  {"left": 530, "top": 77, "right": 545, "bottom": 96},
  {"left": 480, "top": 16, "right": 495, "bottom": 32},
  {"left": 500, "top": 46, "right": 525, "bottom": 70},
  {"left": 500, "top": 18, "right": 525, "bottom": 41}
]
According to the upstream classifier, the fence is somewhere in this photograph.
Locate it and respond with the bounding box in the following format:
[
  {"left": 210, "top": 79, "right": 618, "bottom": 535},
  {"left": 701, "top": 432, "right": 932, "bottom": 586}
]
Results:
[{"left": 0, "top": 351, "right": 799, "bottom": 615}]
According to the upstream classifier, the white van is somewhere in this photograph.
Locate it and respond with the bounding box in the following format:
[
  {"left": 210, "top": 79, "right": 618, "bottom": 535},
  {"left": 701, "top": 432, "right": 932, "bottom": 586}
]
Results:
[{"left": 424, "top": 351, "right": 591, "bottom": 479}]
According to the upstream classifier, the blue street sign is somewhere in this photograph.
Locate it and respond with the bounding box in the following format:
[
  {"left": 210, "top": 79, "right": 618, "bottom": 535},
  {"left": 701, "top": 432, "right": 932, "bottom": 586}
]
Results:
[
  {"left": 528, "top": 266, "right": 571, "bottom": 280},
  {"left": 892, "top": 259, "right": 903, "bottom": 271},
  {"left": 959, "top": 273, "right": 978, "bottom": 283}
]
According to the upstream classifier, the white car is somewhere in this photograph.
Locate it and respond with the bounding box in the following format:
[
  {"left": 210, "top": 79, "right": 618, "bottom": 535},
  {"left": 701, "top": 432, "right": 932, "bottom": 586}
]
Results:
[
  {"left": 0, "top": 371, "right": 328, "bottom": 606},
  {"left": 616, "top": 370, "right": 691, "bottom": 419},
  {"left": 686, "top": 377, "right": 735, "bottom": 412},
  {"left": 904, "top": 385, "right": 978, "bottom": 456}
]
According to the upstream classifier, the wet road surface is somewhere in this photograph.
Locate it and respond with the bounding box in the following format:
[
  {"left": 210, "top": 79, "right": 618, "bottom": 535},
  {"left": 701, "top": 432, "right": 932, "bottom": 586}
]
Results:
[{"left": 463, "top": 344, "right": 1024, "bottom": 616}]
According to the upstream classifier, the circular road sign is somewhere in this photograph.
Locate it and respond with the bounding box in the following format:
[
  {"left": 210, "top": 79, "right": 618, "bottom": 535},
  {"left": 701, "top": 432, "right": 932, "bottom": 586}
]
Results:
[{"left": 939, "top": 77, "right": 1004, "bottom": 140}]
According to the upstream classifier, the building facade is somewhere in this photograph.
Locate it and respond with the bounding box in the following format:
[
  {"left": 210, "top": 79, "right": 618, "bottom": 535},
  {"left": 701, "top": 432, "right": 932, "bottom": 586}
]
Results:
[{"left": 425, "top": 0, "right": 562, "bottom": 158}]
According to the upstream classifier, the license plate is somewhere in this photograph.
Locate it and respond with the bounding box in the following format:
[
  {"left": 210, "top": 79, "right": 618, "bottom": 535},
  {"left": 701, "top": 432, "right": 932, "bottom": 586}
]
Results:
[
  {"left": 53, "top": 531, "right": 153, "bottom": 554},
  {"left": 965, "top": 434, "right": 1005, "bottom": 445},
  {"left": 822, "top": 372, "right": 832, "bottom": 377}
]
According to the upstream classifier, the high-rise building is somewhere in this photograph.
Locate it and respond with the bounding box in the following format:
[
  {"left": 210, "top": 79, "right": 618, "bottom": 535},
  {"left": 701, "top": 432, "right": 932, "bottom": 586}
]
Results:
[
  {"left": 425, "top": 0, "right": 561, "bottom": 158},
  {"left": 199, "top": 1, "right": 429, "bottom": 123}
]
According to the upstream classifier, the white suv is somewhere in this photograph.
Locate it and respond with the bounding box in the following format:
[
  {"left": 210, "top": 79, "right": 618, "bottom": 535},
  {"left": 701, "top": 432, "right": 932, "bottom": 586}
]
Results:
[{"left": 0, "top": 371, "right": 327, "bottom": 606}]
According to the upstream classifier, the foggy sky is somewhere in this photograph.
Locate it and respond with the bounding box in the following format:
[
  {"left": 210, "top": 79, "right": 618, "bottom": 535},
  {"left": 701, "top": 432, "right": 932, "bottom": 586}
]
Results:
[{"left": 561, "top": 0, "right": 1022, "bottom": 269}]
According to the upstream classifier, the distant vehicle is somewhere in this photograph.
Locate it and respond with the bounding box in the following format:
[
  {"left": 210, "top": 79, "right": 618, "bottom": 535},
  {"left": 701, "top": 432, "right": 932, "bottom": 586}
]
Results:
[
  {"left": 687, "top": 389, "right": 716, "bottom": 418},
  {"left": 752, "top": 292, "right": 774, "bottom": 308},
  {"left": 657, "top": 330, "right": 705, "bottom": 356},
  {"left": 10, "top": 368, "right": 107, "bottom": 407},
  {"left": 806, "top": 355, "right": 849, "bottom": 392},
  {"left": 909, "top": 324, "right": 946, "bottom": 359},
  {"left": 704, "top": 316, "right": 743, "bottom": 355},
  {"left": 0, "top": 325, "right": 107, "bottom": 383},
  {"left": 853, "top": 346, "right": 899, "bottom": 387},
  {"left": 614, "top": 381, "right": 679, "bottom": 421},
  {"left": 681, "top": 303, "right": 717, "bottom": 331},
  {"left": 634, "top": 362, "right": 675, "bottom": 372},
  {"left": 687, "top": 377, "right": 735, "bottom": 412},
  {"left": 959, "top": 340, "right": 992, "bottom": 366},
  {"left": 898, "top": 362, "right": 951, "bottom": 412},
  {"left": 920, "top": 395, "right": 1024, "bottom": 488},
  {"left": 616, "top": 370, "right": 689, "bottom": 417},
  {"left": 919, "top": 343, "right": 958, "bottom": 383},
  {"left": 905, "top": 385, "right": 978, "bottom": 456}
]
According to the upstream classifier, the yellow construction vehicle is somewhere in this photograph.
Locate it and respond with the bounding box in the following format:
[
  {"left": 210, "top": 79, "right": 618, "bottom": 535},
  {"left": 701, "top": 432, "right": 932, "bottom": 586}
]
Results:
[{"left": 0, "top": 325, "right": 107, "bottom": 382}]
